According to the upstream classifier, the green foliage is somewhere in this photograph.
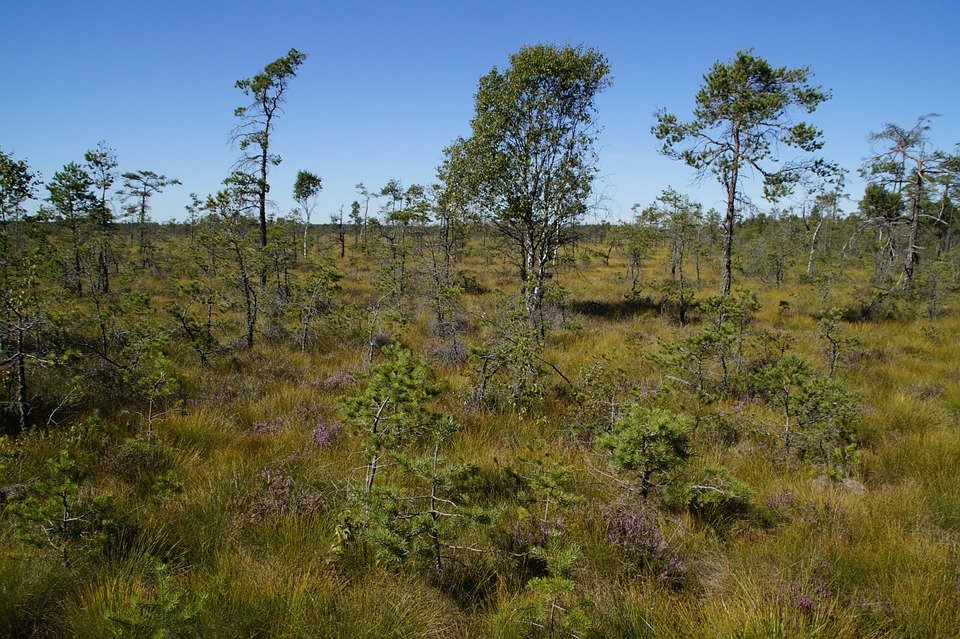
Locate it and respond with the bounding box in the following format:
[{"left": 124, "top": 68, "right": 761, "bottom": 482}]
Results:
[
  {"left": 467, "top": 296, "right": 546, "bottom": 410},
  {"left": 341, "top": 343, "right": 444, "bottom": 492},
  {"left": 339, "top": 349, "right": 490, "bottom": 574},
  {"left": 672, "top": 465, "right": 755, "bottom": 527},
  {"left": 356, "top": 419, "right": 492, "bottom": 573},
  {"left": 3, "top": 42, "right": 960, "bottom": 639},
  {"left": 751, "top": 353, "right": 857, "bottom": 471},
  {"left": 653, "top": 49, "right": 832, "bottom": 196},
  {"left": 596, "top": 405, "right": 690, "bottom": 498},
  {"left": 233, "top": 47, "right": 307, "bottom": 248},
  {"left": 105, "top": 563, "right": 206, "bottom": 638},
  {"left": 639, "top": 188, "right": 704, "bottom": 321},
  {"left": 292, "top": 170, "right": 322, "bottom": 205},
  {"left": 291, "top": 260, "right": 342, "bottom": 349},
  {"left": 7, "top": 449, "right": 115, "bottom": 564},
  {"left": 447, "top": 43, "right": 611, "bottom": 320},
  {"left": 655, "top": 288, "right": 760, "bottom": 396},
  {"left": 515, "top": 442, "right": 584, "bottom": 522},
  {"left": 611, "top": 220, "right": 655, "bottom": 296},
  {"left": 859, "top": 183, "right": 904, "bottom": 221},
  {"left": 0, "top": 147, "right": 39, "bottom": 226},
  {"left": 654, "top": 48, "right": 836, "bottom": 294},
  {"left": 574, "top": 355, "right": 636, "bottom": 440},
  {"left": 815, "top": 307, "right": 860, "bottom": 376},
  {"left": 516, "top": 541, "right": 591, "bottom": 639}
]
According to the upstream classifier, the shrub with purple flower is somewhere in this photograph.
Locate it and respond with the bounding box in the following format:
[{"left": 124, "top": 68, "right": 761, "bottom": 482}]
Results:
[
  {"left": 231, "top": 468, "right": 325, "bottom": 523},
  {"left": 776, "top": 561, "right": 834, "bottom": 619},
  {"left": 766, "top": 491, "right": 799, "bottom": 523},
  {"left": 320, "top": 371, "right": 356, "bottom": 389},
  {"left": 252, "top": 416, "right": 286, "bottom": 435},
  {"left": 103, "top": 439, "right": 166, "bottom": 485},
  {"left": 766, "top": 492, "right": 797, "bottom": 509},
  {"left": 311, "top": 420, "right": 341, "bottom": 447},
  {"left": 504, "top": 516, "right": 564, "bottom": 580},
  {"left": 607, "top": 504, "right": 665, "bottom": 557},
  {"left": 604, "top": 503, "right": 685, "bottom": 586}
]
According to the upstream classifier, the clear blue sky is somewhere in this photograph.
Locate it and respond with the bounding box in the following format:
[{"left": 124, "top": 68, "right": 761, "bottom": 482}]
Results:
[{"left": 3, "top": 0, "right": 959, "bottom": 222}]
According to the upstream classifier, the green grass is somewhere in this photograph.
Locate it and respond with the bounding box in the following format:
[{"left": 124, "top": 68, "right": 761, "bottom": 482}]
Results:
[{"left": 2, "top": 233, "right": 959, "bottom": 638}]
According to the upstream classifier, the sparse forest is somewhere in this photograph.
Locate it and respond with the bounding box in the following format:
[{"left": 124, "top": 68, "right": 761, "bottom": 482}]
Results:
[{"left": 3, "top": 44, "right": 960, "bottom": 639}]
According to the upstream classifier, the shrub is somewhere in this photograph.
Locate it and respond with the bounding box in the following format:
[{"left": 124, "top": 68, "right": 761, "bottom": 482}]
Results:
[
  {"left": 596, "top": 405, "right": 690, "bottom": 498},
  {"left": 105, "top": 563, "right": 206, "bottom": 637},
  {"left": 603, "top": 502, "right": 685, "bottom": 586},
  {"left": 102, "top": 438, "right": 169, "bottom": 488},
  {"left": 672, "top": 465, "right": 755, "bottom": 529},
  {"left": 7, "top": 449, "right": 120, "bottom": 565},
  {"left": 751, "top": 353, "right": 858, "bottom": 472},
  {"left": 229, "top": 468, "right": 324, "bottom": 524}
]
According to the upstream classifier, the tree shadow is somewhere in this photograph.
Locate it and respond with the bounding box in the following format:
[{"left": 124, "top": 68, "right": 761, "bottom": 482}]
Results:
[{"left": 571, "top": 296, "right": 662, "bottom": 321}]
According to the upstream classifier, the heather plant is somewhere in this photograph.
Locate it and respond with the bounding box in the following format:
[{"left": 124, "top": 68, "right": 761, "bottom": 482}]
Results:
[
  {"left": 311, "top": 419, "right": 341, "bottom": 447},
  {"left": 774, "top": 560, "right": 835, "bottom": 622},
  {"left": 103, "top": 438, "right": 170, "bottom": 489},
  {"left": 230, "top": 467, "right": 324, "bottom": 524},
  {"left": 603, "top": 502, "right": 685, "bottom": 585},
  {"left": 250, "top": 416, "right": 285, "bottom": 435},
  {"left": 505, "top": 515, "right": 563, "bottom": 580},
  {"left": 318, "top": 370, "right": 356, "bottom": 389}
]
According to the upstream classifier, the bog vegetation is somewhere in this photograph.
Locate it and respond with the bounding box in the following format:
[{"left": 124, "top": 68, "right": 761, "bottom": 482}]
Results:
[{"left": 2, "top": 45, "right": 960, "bottom": 638}]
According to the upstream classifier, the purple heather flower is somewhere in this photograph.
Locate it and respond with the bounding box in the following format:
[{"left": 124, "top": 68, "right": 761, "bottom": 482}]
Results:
[
  {"left": 604, "top": 504, "right": 665, "bottom": 556},
  {"left": 767, "top": 492, "right": 797, "bottom": 508},
  {"left": 312, "top": 420, "right": 341, "bottom": 447},
  {"left": 252, "top": 417, "right": 285, "bottom": 434},
  {"left": 321, "top": 371, "right": 356, "bottom": 389}
]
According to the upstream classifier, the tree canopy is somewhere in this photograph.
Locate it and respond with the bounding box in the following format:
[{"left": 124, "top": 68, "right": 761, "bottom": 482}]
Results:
[
  {"left": 444, "top": 44, "right": 611, "bottom": 322},
  {"left": 653, "top": 49, "right": 836, "bottom": 294}
]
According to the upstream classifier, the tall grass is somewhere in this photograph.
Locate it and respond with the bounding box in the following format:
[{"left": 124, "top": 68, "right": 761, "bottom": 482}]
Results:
[{"left": 2, "top": 238, "right": 959, "bottom": 638}]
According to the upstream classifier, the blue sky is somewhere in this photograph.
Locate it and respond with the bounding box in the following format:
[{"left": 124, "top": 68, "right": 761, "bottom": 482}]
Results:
[{"left": 3, "top": 0, "right": 959, "bottom": 222}]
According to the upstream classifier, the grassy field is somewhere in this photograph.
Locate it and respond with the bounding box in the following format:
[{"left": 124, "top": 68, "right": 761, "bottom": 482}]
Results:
[{"left": 2, "top": 229, "right": 960, "bottom": 639}]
